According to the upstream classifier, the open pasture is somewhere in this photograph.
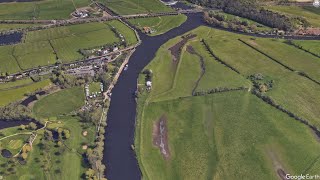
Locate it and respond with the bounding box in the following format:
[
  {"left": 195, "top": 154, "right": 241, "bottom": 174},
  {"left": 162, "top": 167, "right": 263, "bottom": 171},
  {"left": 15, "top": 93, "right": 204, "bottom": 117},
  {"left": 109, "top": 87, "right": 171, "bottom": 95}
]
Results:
[
  {"left": 102, "top": 0, "right": 172, "bottom": 15},
  {"left": 0, "top": 0, "right": 90, "bottom": 20}
]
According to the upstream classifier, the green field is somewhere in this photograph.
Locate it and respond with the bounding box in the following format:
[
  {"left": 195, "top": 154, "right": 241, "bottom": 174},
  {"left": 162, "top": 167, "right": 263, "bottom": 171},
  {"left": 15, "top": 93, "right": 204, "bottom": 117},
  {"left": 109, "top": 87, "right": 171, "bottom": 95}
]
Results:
[
  {"left": 0, "top": 24, "right": 40, "bottom": 31},
  {"left": 0, "top": 78, "right": 33, "bottom": 90},
  {"left": 33, "top": 86, "right": 85, "bottom": 118},
  {"left": 1, "top": 134, "right": 29, "bottom": 155},
  {"left": 0, "top": 79, "right": 51, "bottom": 106},
  {"left": 292, "top": 40, "right": 320, "bottom": 56},
  {"left": 241, "top": 38, "right": 320, "bottom": 82},
  {"left": 107, "top": 20, "right": 138, "bottom": 45},
  {"left": 0, "top": 116, "right": 95, "bottom": 179},
  {"left": 128, "top": 15, "right": 187, "bottom": 36},
  {"left": 0, "top": 21, "right": 135, "bottom": 73},
  {"left": 135, "top": 26, "right": 320, "bottom": 179},
  {"left": 267, "top": 6, "right": 320, "bottom": 27},
  {"left": 101, "top": 0, "right": 172, "bottom": 15},
  {"left": 0, "top": 0, "right": 90, "bottom": 20},
  {"left": 89, "top": 82, "right": 101, "bottom": 93},
  {"left": 0, "top": 45, "right": 21, "bottom": 74}
]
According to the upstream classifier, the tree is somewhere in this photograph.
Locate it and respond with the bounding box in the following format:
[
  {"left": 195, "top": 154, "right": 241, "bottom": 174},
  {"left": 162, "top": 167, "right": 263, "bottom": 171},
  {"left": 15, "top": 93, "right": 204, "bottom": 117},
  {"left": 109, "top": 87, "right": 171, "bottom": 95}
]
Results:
[
  {"left": 85, "top": 168, "right": 97, "bottom": 180},
  {"left": 21, "top": 152, "right": 28, "bottom": 160},
  {"left": 19, "top": 125, "right": 26, "bottom": 130},
  {"left": 63, "top": 129, "right": 70, "bottom": 139},
  {"left": 57, "top": 141, "right": 63, "bottom": 147},
  {"left": 28, "top": 122, "right": 37, "bottom": 130}
]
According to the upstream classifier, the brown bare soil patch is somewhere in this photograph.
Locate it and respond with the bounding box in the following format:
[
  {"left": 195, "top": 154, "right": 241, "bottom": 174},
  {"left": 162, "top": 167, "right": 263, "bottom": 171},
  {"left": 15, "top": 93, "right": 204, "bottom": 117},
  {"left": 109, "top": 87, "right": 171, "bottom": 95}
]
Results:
[
  {"left": 266, "top": 148, "right": 289, "bottom": 180},
  {"left": 152, "top": 114, "right": 170, "bottom": 160},
  {"left": 248, "top": 40, "right": 259, "bottom": 47},
  {"left": 168, "top": 34, "right": 197, "bottom": 64}
]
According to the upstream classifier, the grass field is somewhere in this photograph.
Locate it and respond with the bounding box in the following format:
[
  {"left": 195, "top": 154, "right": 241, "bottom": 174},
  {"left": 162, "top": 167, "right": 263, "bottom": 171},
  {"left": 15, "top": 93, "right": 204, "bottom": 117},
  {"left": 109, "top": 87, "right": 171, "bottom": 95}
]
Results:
[
  {"left": 25, "top": 22, "right": 119, "bottom": 62},
  {"left": 101, "top": 0, "right": 172, "bottom": 15},
  {"left": 241, "top": 38, "right": 320, "bottom": 82},
  {"left": 0, "top": 45, "right": 21, "bottom": 74},
  {"left": 0, "top": 78, "right": 33, "bottom": 90},
  {"left": 0, "top": 0, "right": 90, "bottom": 20},
  {"left": 0, "top": 21, "right": 134, "bottom": 72},
  {"left": 267, "top": 6, "right": 320, "bottom": 27},
  {"left": 0, "top": 79, "right": 51, "bottom": 106},
  {"left": 33, "top": 86, "right": 85, "bottom": 119},
  {"left": 0, "top": 24, "right": 40, "bottom": 31},
  {"left": 1, "top": 134, "right": 29, "bottom": 155},
  {"left": 0, "top": 116, "right": 95, "bottom": 179},
  {"left": 135, "top": 26, "right": 320, "bottom": 179},
  {"left": 292, "top": 40, "right": 320, "bottom": 56},
  {"left": 192, "top": 27, "right": 320, "bottom": 129},
  {"left": 128, "top": 15, "right": 187, "bottom": 36},
  {"left": 107, "top": 20, "right": 138, "bottom": 45},
  {"left": 89, "top": 82, "right": 101, "bottom": 93}
]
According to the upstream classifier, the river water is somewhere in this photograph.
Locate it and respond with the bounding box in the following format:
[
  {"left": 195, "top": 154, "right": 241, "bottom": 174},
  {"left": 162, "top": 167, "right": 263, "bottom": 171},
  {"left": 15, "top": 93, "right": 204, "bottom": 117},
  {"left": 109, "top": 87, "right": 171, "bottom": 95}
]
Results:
[{"left": 103, "top": 13, "right": 204, "bottom": 180}]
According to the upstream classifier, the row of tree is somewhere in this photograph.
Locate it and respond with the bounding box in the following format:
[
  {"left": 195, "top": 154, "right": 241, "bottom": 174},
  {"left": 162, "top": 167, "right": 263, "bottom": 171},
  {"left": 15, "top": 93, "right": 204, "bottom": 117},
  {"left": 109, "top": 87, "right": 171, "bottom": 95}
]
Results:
[
  {"left": 204, "top": 11, "right": 262, "bottom": 33},
  {"left": 189, "top": 0, "right": 310, "bottom": 31}
]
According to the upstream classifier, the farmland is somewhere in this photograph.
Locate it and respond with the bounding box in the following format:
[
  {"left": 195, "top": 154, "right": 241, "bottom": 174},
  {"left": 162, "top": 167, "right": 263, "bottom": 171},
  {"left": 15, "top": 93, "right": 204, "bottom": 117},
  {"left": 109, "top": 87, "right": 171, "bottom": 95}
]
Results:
[
  {"left": 0, "top": 0, "right": 90, "bottom": 20},
  {"left": 267, "top": 6, "right": 320, "bottom": 27},
  {"left": 291, "top": 40, "right": 320, "bottom": 56},
  {"left": 100, "top": 0, "right": 172, "bottom": 15},
  {"left": 33, "top": 86, "right": 85, "bottom": 119},
  {"left": 135, "top": 26, "right": 320, "bottom": 179},
  {"left": 128, "top": 15, "right": 187, "bottom": 36},
  {"left": 0, "top": 78, "right": 33, "bottom": 90},
  {"left": 0, "top": 21, "right": 135, "bottom": 73},
  {"left": 107, "top": 20, "right": 138, "bottom": 45},
  {"left": 0, "top": 24, "right": 39, "bottom": 32},
  {"left": 0, "top": 79, "right": 52, "bottom": 106}
]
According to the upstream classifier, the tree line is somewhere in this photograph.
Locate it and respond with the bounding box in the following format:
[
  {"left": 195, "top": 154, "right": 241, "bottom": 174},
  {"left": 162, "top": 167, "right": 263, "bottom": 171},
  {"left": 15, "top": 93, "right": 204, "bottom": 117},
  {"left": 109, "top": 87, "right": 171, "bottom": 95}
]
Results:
[{"left": 188, "top": 0, "right": 310, "bottom": 31}]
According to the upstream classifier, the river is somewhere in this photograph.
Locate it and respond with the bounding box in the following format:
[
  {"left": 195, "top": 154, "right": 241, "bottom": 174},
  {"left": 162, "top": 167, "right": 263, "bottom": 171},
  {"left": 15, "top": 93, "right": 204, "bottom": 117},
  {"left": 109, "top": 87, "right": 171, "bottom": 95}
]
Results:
[{"left": 103, "top": 13, "right": 205, "bottom": 180}]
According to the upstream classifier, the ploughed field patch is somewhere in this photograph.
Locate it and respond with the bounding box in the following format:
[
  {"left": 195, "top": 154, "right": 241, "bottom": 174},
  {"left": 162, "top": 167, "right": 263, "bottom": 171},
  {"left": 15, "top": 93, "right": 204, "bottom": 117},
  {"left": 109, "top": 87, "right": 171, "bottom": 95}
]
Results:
[{"left": 152, "top": 114, "right": 170, "bottom": 160}]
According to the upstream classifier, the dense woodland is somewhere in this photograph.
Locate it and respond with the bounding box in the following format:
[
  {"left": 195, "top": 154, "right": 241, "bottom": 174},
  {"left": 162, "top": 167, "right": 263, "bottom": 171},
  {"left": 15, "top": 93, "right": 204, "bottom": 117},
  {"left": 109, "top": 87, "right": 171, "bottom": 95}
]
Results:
[{"left": 189, "top": 0, "right": 310, "bottom": 31}]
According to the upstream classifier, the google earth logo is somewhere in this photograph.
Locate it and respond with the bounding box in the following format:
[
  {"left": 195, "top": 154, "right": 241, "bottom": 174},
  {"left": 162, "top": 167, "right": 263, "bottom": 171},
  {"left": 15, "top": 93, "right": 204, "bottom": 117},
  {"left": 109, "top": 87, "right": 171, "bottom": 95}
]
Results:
[{"left": 313, "top": 0, "right": 320, "bottom": 7}]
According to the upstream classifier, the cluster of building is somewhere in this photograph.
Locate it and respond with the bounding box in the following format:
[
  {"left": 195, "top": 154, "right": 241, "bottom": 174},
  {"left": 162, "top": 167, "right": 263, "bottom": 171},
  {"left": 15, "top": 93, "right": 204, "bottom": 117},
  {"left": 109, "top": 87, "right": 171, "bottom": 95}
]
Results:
[
  {"left": 96, "top": 46, "right": 119, "bottom": 56},
  {"left": 73, "top": 10, "right": 89, "bottom": 18}
]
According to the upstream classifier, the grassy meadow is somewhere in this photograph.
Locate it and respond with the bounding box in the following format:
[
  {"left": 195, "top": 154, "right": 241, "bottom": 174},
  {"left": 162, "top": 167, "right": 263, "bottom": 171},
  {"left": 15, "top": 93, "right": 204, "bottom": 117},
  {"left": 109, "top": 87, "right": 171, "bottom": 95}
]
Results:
[
  {"left": 0, "top": 78, "right": 33, "bottom": 90},
  {"left": 136, "top": 26, "right": 320, "bottom": 179},
  {"left": 0, "top": 79, "right": 52, "bottom": 106},
  {"left": 101, "top": 0, "right": 172, "bottom": 15},
  {"left": 0, "top": 24, "right": 40, "bottom": 32},
  {"left": 292, "top": 40, "right": 320, "bottom": 56},
  {"left": 0, "top": 21, "right": 135, "bottom": 73},
  {"left": 107, "top": 20, "right": 138, "bottom": 45},
  {"left": 241, "top": 38, "right": 320, "bottom": 82},
  {"left": 191, "top": 27, "right": 320, "bottom": 129},
  {"left": 128, "top": 15, "right": 187, "bottom": 36},
  {"left": 33, "top": 86, "right": 85, "bottom": 119},
  {"left": 0, "top": 0, "right": 90, "bottom": 20}
]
